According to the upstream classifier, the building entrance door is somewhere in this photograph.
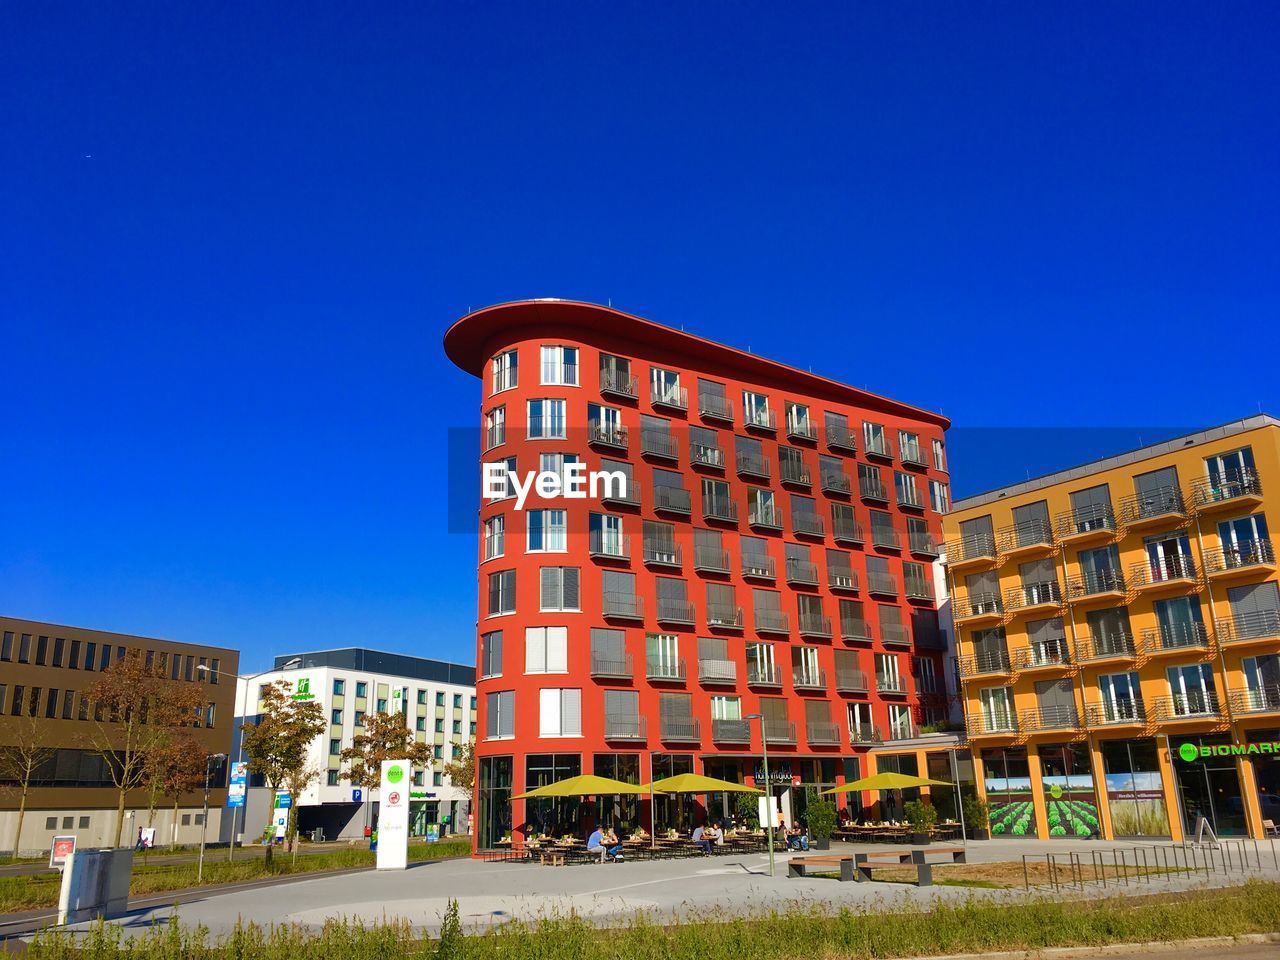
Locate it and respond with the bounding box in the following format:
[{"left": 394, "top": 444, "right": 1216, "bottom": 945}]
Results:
[{"left": 1173, "top": 738, "right": 1247, "bottom": 837}]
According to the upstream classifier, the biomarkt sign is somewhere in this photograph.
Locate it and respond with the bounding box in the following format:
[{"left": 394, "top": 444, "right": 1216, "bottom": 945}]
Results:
[{"left": 1178, "top": 740, "right": 1280, "bottom": 762}]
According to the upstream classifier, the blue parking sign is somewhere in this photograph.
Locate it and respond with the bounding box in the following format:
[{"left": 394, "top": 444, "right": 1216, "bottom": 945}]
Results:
[{"left": 353, "top": 789, "right": 363, "bottom": 803}]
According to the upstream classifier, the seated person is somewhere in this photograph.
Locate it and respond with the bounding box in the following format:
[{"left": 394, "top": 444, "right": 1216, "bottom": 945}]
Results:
[
  {"left": 786, "top": 822, "right": 809, "bottom": 851},
  {"left": 703, "top": 823, "right": 722, "bottom": 847},
  {"left": 587, "top": 826, "right": 610, "bottom": 863},
  {"left": 604, "top": 828, "right": 624, "bottom": 861},
  {"left": 692, "top": 824, "right": 712, "bottom": 854}
]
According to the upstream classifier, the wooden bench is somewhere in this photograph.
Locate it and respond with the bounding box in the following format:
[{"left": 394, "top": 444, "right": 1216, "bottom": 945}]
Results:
[
  {"left": 787, "top": 854, "right": 856, "bottom": 882},
  {"left": 536, "top": 849, "right": 566, "bottom": 866},
  {"left": 853, "top": 846, "right": 966, "bottom": 887}
]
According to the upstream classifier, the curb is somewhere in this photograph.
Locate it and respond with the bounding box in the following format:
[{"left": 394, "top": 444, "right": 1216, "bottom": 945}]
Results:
[{"left": 908, "top": 932, "right": 1280, "bottom": 960}]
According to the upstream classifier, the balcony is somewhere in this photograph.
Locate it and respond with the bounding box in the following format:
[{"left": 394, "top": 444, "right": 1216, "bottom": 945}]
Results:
[
  {"left": 702, "top": 497, "right": 738, "bottom": 524},
  {"left": 956, "top": 651, "right": 1013, "bottom": 679},
  {"left": 1054, "top": 504, "right": 1117, "bottom": 545},
  {"left": 1066, "top": 569, "right": 1126, "bottom": 604},
  {"left": 742, "top": 554, "right": 776, "bottom": 581},
  {"left": 784, "top": 558, "right": 819, "bottom": 587},
  {"left": 691, "top": 442, "right": 725, "bottom": 470},
  {"left": 821, "top": 471, "right": 852, "bottom": 496},
  {"left": 604, "top": 714, "right": 647, "bottom": 740},
  {"left": 1020, "top": 705, "right": 1081, "bottom": 733},
  {"left": 659, "top": 716, "right": 701, "bottom": 743},
  {"left": 904, "top": 579, "right": 935, "bottom": 602},
  {"left": 826, "top": 425, "right": 858, "bottom": 453},
  {"left": 897, "top": 488, "right": 925, "bottom": 511},
  {"left": 806, "top": 721, "right": 841, "bottom": 745},
  {"left": 859, "top": 477, "right": 890, "bottom": 503},
  {"left": 601, "top": 479, "right": 640, "bottom": 509},
  {"left": 642, "top": 542, "right": 682, "bottom": 569},
  {"left": 1129, "top": 555, "right": 1197, "bottom": 594},
  {"left": 652, "top": 485, "right": 692, "bottom": 516},
  {"left": 1012, "top": 639, "right": 1072, "bottom": 672},
  {"left": 698, "top": 658, "right": 738, "bottom": 686},
  {"left": 833, "top": 517, "right": 865, "bottom": 545},
  {"left": 997, "top": 518, "right": 1055, "bottom": 558},
  {"left": 793, "top": 668, "right": 827, "bottom": 691},
  {"left": 787, "top": 418, "right": 818, "bottom": 443},
  {"left": 589, "top": 531, "right": 631, "bottom": 561},
  {"left": 600, "top": 370, "right": 639, "bottom": 401},
  {"left": 1143, "top": 621, "right": 1210, "bottom": 655},
  {"left": 1191, "top": 472, "right": 1263, "bottom": 513},
  {"left": 602, "top": 592, "right": 644, "bottom": 621},
  {"left": 840, "top": 618, "right": 873, "bottom": 644},
  {"left": 736, "top": 453, "right": 771, "bottom": 480},
  {"left": 1076, "top": 631, "right": 1138, "bottom": 663},
  {"left": 1004, "top": 580, "right": 1063, "bottom": 614},
  {"left": 699, "top": 392, "right": 734, "bottom": 423},
  {"left": 748, "top": 505, "right": 783, "bottom": 531},
  {"left": 1118, "top": 485, "right": 1187, "bottom": 530},
  {"left": 849, "top": 723, "right": 882, "bottom": 745},
  {"left": 761, "top": 719, "right": 796, "bottom": 744},
  {"left": 781, "top": 461, "right": 812, "bottom": 487},
  {"left": 881, "top": 622, "right": 912, "bottom": 647},
  {"left": 799, "top": 613, "right": 833, "bottom": 638},
  {"left": 1215, "top": 610, "right": 1280, "bottom": 647},
  {"left": 641, "top": 430, "right": 679, "bottom": 462},
  {"left": 651, "top": 383, "right": 688, "bottom": 412},
  {"left": 953, "top": 591, "right": 1003, "bottom": 624},
  {"left": 872, "top": 527, "right": 902, "bottom": 550},
  {"left": 746, "top": 664, "right": 783, "bottom": 688},
  {"left": 646, "top": 656, "right": 688, "bottom": 683},
  {"left": 1084, "top": 699, "right": 1147, "bottom": 727},
  {"left": 828, "top": 569, "right": 859, "bottom": 593},
  {"left": 590, "top": 653, "right": 634, "bottom": 680},
  {"left": 754, "top": 609, "right": 790, "bottom": 635},
  {"left": 1203, "top": 539, "right": 1276, "bottom": 581},
  {"left": 909, "top": 530, "right": 940, "bottom": 557},
  {"left": 707, "top": 603, "right": 744, "bottom": 630},
  {"left": 835, "top": 669, "right": 870, "bottom": 693},
  {"left": 875, "top": 672, "right": 907, "bottom": 695},
  {"left": 656, "top": 599, "right": 696, "bottom": 626},
  {"left": 711, "top": 718, "right": 751, "bottom": 743},
  {"left": 1228, "top": 685, "right": 1280, "bottom": 717},
  {"left": 968, "top": 713, "right": 1018, "bottom": 736},
  {"left": 900, "top": 440, "right": 926, "bottom": 468},
  {"left": 1153, "top": 691, "right": 1223, "bottom": 723},
  {"left": 588, "top": 420, "right": 629, "bottom": 450},
  {"left": 867, "top": 572, "right": 898, "bottom": 597},
  {"left": 694, "top": 545, "right": 731, "bottom": 574},
  {"left": 864, "top": 435, "right": 892, "bottom": 461},
  {"left": 885, "top": 721, "right": 919, "bottom": 741},
  {"left": 793, "top": 513, "right": 826, "bottom": 539},
  {"left": 946, "top": 533, "right": 999, "bottom": 570},
  {"left": 744, "top": 407, "right": 777, "bottom": 433},
  {"left": 484, "top": 426, "right": 505, "bottom": 451}
]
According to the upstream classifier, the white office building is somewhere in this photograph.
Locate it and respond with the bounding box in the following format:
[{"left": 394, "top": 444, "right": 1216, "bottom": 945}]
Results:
[{"left": 229, "top": 648, "right": 476, "bottom": 843}]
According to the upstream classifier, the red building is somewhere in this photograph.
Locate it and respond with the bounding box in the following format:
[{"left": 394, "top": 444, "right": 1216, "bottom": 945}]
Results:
[{"left": 444, "top": 300, "right": 952, "bottom": 849}]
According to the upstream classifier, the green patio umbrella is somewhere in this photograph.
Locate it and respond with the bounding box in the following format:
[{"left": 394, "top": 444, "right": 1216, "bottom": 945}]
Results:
[
  {"left": 822, "top": 771, "right": 952, "bottom": 794},
  {"left": 650, "top": 773, "right": 762, "bottom": 794},
  {"left": 512, "top": 774, "right": 650, "bottom": 799}
]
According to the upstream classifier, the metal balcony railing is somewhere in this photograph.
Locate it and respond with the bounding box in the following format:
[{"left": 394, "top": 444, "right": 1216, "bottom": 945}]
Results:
[
  {"left": 706, "top": 604, "right": 744, "bottom": 629},
  {"left": 787, "top": 418, "right": 818, "bottom": 442},
  {"left": 957, "top": 652, "right": 1012, "bottom": 678},
  {"left": 694, "top": 545, "right": 731, "bottom": 573},
  {"left": 599, "top": 370, "right": 639, "bottom": 400},
  {"left": 643, "top": 542, "right": 682, "bottom": 568},
  {"left": 746, "top": 664, "right": 783, "bottom": 687},
  {"left": 1084, "top": 699, "right": 1147, "bottom": 726},
  {"left": 881, "top": 622, "right": 911, "bottom": 646},
  {"left": 968, "top": 712, "right": 1018, "bottom": 735},
  {"left": 1144, "top": 621, "right": 1209, "bottom": 651},
  {"left": 1119, "top": 485, "right": 1186, "bottom": 525},
  {"left": 904, "top": 578, "right": 934, "bottom": 602},
  {"left": 875, "top": 673, "right": 907, "bottom": 694},
  {"left": 793, "top": 513, "right": 825, "bottom": 538},
  {"left": 699, "top": 392, "right": 733, "bottom": 422},
  {"left": 589, "top": 531, "right": 630, "bottom": 560},
  {"left": 806, "top": 721, "right": 840, "bottom": 744},
  {"left": 1066, "top": 569, "right": 1126, "bottom": 599},
  {"left": 885, "top": 721, "right": 918, "bottom": 741},
  {"left": 864, "top": 434, "right": 891, "bottom": 459},
  {"left": 659, "top": 716, "right": 700, "bottom": 742},
  {"left": 841, "top": 619, "right": 872, "bottom": 643},
  {"left": 711, "top": 718, "right": 751, "bottom": 742},
  {"left": 828, "top": 569, "right": 858, "bottom": 592},
  {"left": 698, "top": 659, "right": 737, "bottom": 684},
  {"left": 761, "top": 719, "right": 796, "bottom": 743},
  {"left": 900, "top": 440, "right": 926, "bottom": 467},
  {"left": 908, "top": 531, "right": 940, "bottom": 556},
  {"left": 947, "top": 532, "right": 998, "bottom": 564},
  {"left": 785, "top": 558, "right": 819, "bottom": 585},
  {"left": 1077, "top": 631, "right": 1139, "bottom": 661},
  {"left": 1215, "top": 610, "right": 1280, "bottom": 644},
  {"left": 956, "top": 591, "right": 1002, "bottom": 619},
  {"left": 484, "top": 426, "right": 505, "bottom": 451},
  {"left": 1191, "top": 471, "right": 1262, "bottom": 509},
  {"left": 754, "top": 609, "right": 790, "bottom": 634},
  {"left": 646, "top": 656, "right": 688, "bottom": 682},
  {"left": 702, "top": 497, "right": 738, "bottom": 523},
  {"left": 826, "top": 425, "right": 858, "bottom": 453},
  {"left": 799, "top": 613, "right": 833, "bottom": 638},
  {"left": 1229, "top": 685, "right": 1280, "bottom": 715},
  {"left": 744, "top": 407, "right": 777, "bottom": 431},
  {"left": 780, "top": 461, "right": 812, "bottom": 486},
  {"left": 601, "top": 478, "right": 640, "bottom": 507},
  {"left": 604, "top": 714, "right": 646, "bottom": 740},
  {"left": 793, "top": 668, "right": 827, "bottom": 690},
  {"left": 867, "top": 572, "right": 898, "bottom": 596},
  {"left": 849, "top": 723, "right": 881, "bottom": 744},
  {"left": 821, "top": 471, "right": 852, "bottom": 495},
  {"left": 588, "top": 420, "right": 629, "bottom": 449},
  {"left": 1020, "top": 705, "right": 1080, "bottom": 732},
  {"left": 1012, "top": 640, "right": 1071, "bottom": 670},
  {"left": 741, "top": 554, "right": 776, "bottom": 580},
  {"left": 590, "top": 653, "right": 634, "bottom": 679},
  {"left": 835, "top": 669, "right": 869, "bottom": 693},
  {"left": 651, "top": 383, "right": 688, "bottom": 411},
  {"left": 691, "top": 442, "right": 725, "bottom": 469},
  {"left": 602, "top": 592, "right": 644, "bottom": 620},
  {"left": 1006, "top": 580, "right": 1063, "bottom": 610},
  {"left": 641, "top": 430, "right": 678, "bottom": 460},
  {"left": 1153, "top": 690, "right": 1222, "bottom": 721},
  {"left": 748, "top": 505, "right": 783, "bottom": 529},
  {"left": 736, "top": 453, "right": 771, "bottom": 479},
  {"left": 833, "top": 517, "right": 864, "bottom": 544},
  {"left": 859, "top": 477, "right": 889, "bottom": 502},
  {"left": 656, "top": 599, "right": 696, "bottom": 625},
  {"left": 997, "top": 517, "right": 1054, "bottom": 553},
  {"left": 1203, "top": 539, "right": 1275, "bottom": 574},
  {"left": 652, "top": 485, "right": 692, "bottom": 515},
  {"left": 897, "top": 487, "right": 925, "bottom": 510},
  {"left": 1130, "top": 554, "right": 1196, "bottom": 587},
  {"left": 872, "top": 526, "right": 902, "bottom": 550},
  {"left": 1055, "top": 503, "right": 1117, "bottom": 539}
]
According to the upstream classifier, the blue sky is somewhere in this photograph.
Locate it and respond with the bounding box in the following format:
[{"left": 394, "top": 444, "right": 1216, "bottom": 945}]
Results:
[{"left": 2, "top": 3, "right": 1277, "bottom": 670}]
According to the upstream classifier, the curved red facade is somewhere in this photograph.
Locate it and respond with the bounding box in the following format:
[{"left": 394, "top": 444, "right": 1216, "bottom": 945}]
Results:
[{"left": 445, "top": 300, "right": 952, "bottom": 849}]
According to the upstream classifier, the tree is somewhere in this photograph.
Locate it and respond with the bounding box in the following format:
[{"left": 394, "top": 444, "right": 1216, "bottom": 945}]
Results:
[
  {"left": 282, "top": 762, "right": 321, "bottom": 860},
  {"left": 240, "top": 680, "right": 325, "bottom": 867},
  {"left": 144, "top": 733, "right": 209, "bottom": 849},
  {"left": 442, "top": 740, "right": 474, "bottom": 792},
  {"left": 0, "top": 714, "right": 57, "bottom": 861},
  {"left": 82, "top": 651, "right": 206, "bottom": 848},
  {"left": 340, "top": 710, "right": 432, "bottom": 790}
]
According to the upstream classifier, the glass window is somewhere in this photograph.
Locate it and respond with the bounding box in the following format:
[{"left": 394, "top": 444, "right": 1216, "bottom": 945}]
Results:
[
  {"left": 491, "top": 349, "right": 518, "bottom": 393},
  {"left": 527, "top": 399, "right": 567, "bottom": 439},
  {"left": 540, "top": 345, "right": 579, "bottom": 385}
]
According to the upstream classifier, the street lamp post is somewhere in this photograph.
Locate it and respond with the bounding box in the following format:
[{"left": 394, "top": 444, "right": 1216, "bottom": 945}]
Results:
[
  {"left": 198, "top": 753, "right": 227, "bottom": 883},
  {"left": 745, "top": 714, "right": 774, "bottom": 877}
]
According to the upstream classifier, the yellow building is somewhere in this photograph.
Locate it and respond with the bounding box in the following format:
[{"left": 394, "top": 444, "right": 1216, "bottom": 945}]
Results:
[{"left": 943, "top": 415, "right": 1280, "bottom": 842}]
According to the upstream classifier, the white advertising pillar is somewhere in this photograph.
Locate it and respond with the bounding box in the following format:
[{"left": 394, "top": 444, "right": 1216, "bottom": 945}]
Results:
[{"left": 376, "top": 759, "right": 410, "bottom": 870}]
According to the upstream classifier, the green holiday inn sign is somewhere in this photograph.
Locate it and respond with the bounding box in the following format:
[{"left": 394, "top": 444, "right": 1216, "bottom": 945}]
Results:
[{"left": 1179, "top": 740, "right": 1280, "bottom": 762}]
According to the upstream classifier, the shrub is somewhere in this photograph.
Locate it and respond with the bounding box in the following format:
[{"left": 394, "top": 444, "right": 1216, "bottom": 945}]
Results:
[
  {"left": 963, "top": 795, "right": 988, "bottom": 829},
  {"left": 805, "top": 799, "right": 837, "bottom": 841},
  {"left": 903, "top": 800, "right": 938, "bottom": 833},
  {"left": 734, "top": 792, "right": 760, "bottom": 829}
]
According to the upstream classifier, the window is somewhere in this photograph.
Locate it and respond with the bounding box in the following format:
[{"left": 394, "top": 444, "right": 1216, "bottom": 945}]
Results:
[
  {"left": 0, "top": 632, "right": 10, "bottom": 661},
  {"left": 599, "top": 353, "right": 633, "bottom": 394},
  {"left": 331, "top": 708, "right": 343, "bottom": 724},
  {"left": 480, "top": 631, "right": 503, "bottom": 679},
  {"left": 541, "top": 345, "right": 579, "bottom": 385},
  {"left": 875, "top": 653, "right": 902, "bottom": 691},
  {"left": 589, "top": 512, "right": 626, "bottom": 557},
  {"left": 895, "top": 471, "right": 921, "bottom": 508},
  {"left": 453, "top": 693, "right": 462, "bottom": 708},
  {"left": 61, "top": 689, "right": 74, "bottom": 719},
  {"left": 525, "top": 626, "right": 569, "bottom": 673},
  {"left": 483, "top": 515, "right": 504, "bottom": 560},
  {"left": 329, "top": 738, "right": 341, "bottom": 756},
  {"left": 710, "top": 695, "right": 742, "bottom": 720},
  {"left": 913, "top": 657, "right": 937, "bottom": 693},
  {"left": 527, "top": 509, "right": 567, "bottom": 552},
  {"left": 863, "top": 421, "right": 888, "bottom": 457},
  {"left": 35, "top": 636, "right": 48, "bottom": 665},
  {"left": 645, "top": 632, "right": 682, "bottom": 678},
  {"left": 887, "top": 703, "right": 913, "bottom": 739},
  {"left": 539, "top": 688, "right": 583, "bottom": 737},
  {"left": 355, "top": 681, "right": 368, "bottom": 698},
  {"left": 742, "top": 390, "right": 772, "bottom": 428},
  {"left": 932, "top": 438, "right": 946, "bottom": 471},
  {"left": 587, "top": 402, "right": 624, "bottom": 445},
  {"left": 779, "top": 446, "right": 809, "bottom": 484},
  {"left": 17, "top": 634, "right": 30, "bottom": 663},
  {"left": 484, "top": 406, "right": 506, "bottom": 450},
  {"left": 491, "top": 349, "right": 518, "bottom": 393},
  {"left": 527, "top": 399, "right": 566, "bottom": 439},
  {"left": 640, "top": 414, "right": 676, "bottom": 458},
  {"left": 786, "top": 401, "right": 814, "bottom": 438},
  {"left": 487, "top": 569, "right": 516, "bottom": 616},
  {"left": 898, "top": 430, "right": 922, "bottom": 464},
  {"left": 929, "top": 479, "right": 950, "bottom": 513},
  {"left": 435, "top": 718, "right": 445, "bottom": 733},
  {"left": 68, "top": 639, "right": 81, "bottom": 669},
  {"left": 539, "top": 452, "right": 580, "bottom": 482},
  {"left": 415, "top": 715, "right": 427, "bottom": 731},
  {"left": 327, "top": 770, "right": 340, "bottom": 786},
  {"left": 701, "top": 478, "right": 734, "bottom": 520},
  {"left": 697, "top": 377, "right": 730, "bottom": 419},
  {"left": 539, "top": 566, "right": 580, "bottom": 611},
  {"left": 376, "top": 697, "right": 388, "bottom": 712},
  {"left": 858, "top": 463, "right": 885, "bottom": 499},
  {"left": 748, "top": 487, "right": 778, "bottom": 525},
  {"left": 650, "top": 366, "right": 684, "bottom": 407},
  {"left": 487, "top": 456, "right": 518, "bottom": 501}
]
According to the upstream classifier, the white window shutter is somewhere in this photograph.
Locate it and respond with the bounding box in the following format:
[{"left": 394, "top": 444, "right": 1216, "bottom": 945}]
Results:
[
  {"left": 525, "top": 627, "right": 546, "bottom": 674},
  {"left": 539, "top": 688, "right": 559, "bottom": 737},
  {"left": 546, "top": 626, "right": 568, "bottom": 673},
  {"left": 561, "top": 689, "right": 582, "bottom": 737},
  {"left": 540, "top": 567, "right": 561, "bottom": 610}
]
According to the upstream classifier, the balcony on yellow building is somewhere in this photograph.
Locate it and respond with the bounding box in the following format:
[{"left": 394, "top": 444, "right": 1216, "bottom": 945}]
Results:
[
  {"left": 1202, "top": 539, "right": 1276, "bottom": 582},
  {"left": 1083, "top": 698, "right": 1147, "bottom": 728},
  {"left": 1065, "top": 569, "right": 1127, "bottom": 606},
  {"left": 1141, "top": 621, "right": 1211, "bottom": 657},
  {"left": 1019, "top": 705, "right": 1082, "bottom": 735},
  {"left": 1003, "top": 580, "right": 1063, "bottom": 617},
  {"left": 1190, "top": 471, "right": 1264, "bottom": 514},
  {"left": 1054, "top": 503, "right": 1118, "bottom": 547},
  {"left": 1214, "top": 610, "right": 1280, "bottom": 648},
  {"left": 1152, "top": 690, "right": 1225, "bottom": 724},
  {"left": 966, "top": 711, "right": 1018, "bottom": 738},
  {"left": 1012, "top": 638, "right": 1073, "bottom": 673},
  {"left": 1128, "top": 554, "right": 1198, "bottom": 595},
  {"left": 956, "top": 650, "right": 1013, "bottom": 680},
  {"left": 946, "top": 532, "right": 998, "bottom": 571},
  {"left": 953, "top": 590, "right": 1003, "bottom": 625},
  {"left": 1117, "top": 484, "right": 1188, "bottom": 532},
  {"left": 1075, "top": 630, "right": 1140, "bottom": 664},
  {"left": 1228, "top": 685, "right": 1280, "bottom": 718},
  {"left": 996, "top": 517, "right": 1055, "bottom": 560}
]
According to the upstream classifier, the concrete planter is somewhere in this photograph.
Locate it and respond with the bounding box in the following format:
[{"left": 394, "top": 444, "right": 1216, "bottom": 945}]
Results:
[{"left": 910, "top": 832, "right": 931, "bottom": 845}]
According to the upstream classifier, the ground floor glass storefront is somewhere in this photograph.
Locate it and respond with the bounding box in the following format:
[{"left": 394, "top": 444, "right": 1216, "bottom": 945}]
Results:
[
  {"left": 981, "top": 746, "right": 1036, "bottom": 837},
  {"left": 1038, "top": 743, "right": 1100, "bottom": 838},
  {"left": 1099, "top": 738, "right": 1169, "bottom": 838},
  {"left": 1171, "top": 734, "right": 1248, "bottom": 837},
  {"left": 476, "top": 755, "right": 513, "bottom": 848}
]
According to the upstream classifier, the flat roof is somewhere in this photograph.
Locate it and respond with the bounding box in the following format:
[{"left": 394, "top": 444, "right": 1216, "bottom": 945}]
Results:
[
  {"left": 443, "top": 299, "right": 950, "bottom": 429},
  {"left": 0, "top": 614, "right": 239, "bottom": 656},
  {"left": 273, "top": 647, "right": 476, "bottom": 686},
  {"left": 950, "top": 414, "right": 1278, "bottom": 511}
]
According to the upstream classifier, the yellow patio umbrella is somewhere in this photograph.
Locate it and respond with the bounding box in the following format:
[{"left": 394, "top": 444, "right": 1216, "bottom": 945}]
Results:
[
  {"left": 822, "top": 771, "right": 952, "bottom": 794},
  {"left": 650, "top": 773, "right": 762, "bottom": 794},
  {"left": 511, "top": 774, "right": 650, "bottom": 799}
]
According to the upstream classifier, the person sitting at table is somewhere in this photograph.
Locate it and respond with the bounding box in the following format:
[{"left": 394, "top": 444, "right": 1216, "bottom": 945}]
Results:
[
  {"left": 692, "top": 824, "right": 712, "bottom": 854},
  {"left": 786, "top": 822, "right": 809, "bottom": 851},
  {"left": 588, "top": 826, "right": 617, "bottom": 863},
  {"left": 703, "top": 822, "right": 722, "bottom": 848},
  {"left": 604, "top": 827, "right": 624, "bottom": 861}
]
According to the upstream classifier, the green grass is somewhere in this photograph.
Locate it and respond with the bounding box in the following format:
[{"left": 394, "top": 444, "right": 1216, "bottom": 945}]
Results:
[
  {"left": 23, "top": 880, "right": 1280, "bottom": 960},
  {"left": 0, "top": 840, "right": 471, "bottom": 913}
]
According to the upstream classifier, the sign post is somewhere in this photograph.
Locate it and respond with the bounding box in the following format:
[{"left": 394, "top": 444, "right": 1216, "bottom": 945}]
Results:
[
  {"left": 49, "top": 835, "right": 77, "bottom": 869},
  {"left": 376, "top": 759, "right": 409, "bottom": 870}
]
